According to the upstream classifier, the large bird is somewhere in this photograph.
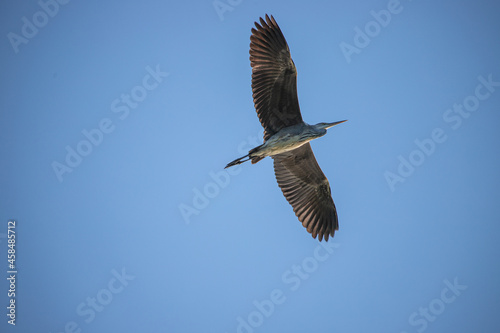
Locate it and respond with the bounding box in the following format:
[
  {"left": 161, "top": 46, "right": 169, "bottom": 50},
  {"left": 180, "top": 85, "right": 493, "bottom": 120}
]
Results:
[{"left": 225, "top": 15, "right": 346, "bottom": 241}]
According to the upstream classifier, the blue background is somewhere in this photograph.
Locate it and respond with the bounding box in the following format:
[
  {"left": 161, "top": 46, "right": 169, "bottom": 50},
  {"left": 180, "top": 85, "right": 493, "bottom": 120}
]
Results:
[{"left": 1, "top": 0, "right": 500, "bottom": 332}]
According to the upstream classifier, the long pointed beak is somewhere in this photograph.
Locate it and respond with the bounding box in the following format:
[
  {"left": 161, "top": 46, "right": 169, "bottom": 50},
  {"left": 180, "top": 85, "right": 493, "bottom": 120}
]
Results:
[{"left": 324, "top": 119, "right": 347, "bottom": 129}]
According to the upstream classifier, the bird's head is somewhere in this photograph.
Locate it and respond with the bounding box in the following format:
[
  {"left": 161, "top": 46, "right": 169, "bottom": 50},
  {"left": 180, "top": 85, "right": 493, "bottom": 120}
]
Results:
[{"left": 315, "top": 120, "right": 348, "bottom": 131}]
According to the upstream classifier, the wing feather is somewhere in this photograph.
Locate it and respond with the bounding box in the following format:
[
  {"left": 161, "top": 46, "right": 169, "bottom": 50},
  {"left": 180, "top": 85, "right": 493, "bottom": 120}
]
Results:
[
  {"left": 273, "top": 143, "right": 338, "bottom": 241},
  {"left": 250, "top": 15, "right": 303, "bottom": 141}
]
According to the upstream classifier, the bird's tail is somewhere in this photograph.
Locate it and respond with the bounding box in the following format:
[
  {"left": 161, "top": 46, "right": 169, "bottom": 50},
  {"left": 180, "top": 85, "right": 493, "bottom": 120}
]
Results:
[{"left": 225, "top": 145, "right": 265, "bottom": 169}]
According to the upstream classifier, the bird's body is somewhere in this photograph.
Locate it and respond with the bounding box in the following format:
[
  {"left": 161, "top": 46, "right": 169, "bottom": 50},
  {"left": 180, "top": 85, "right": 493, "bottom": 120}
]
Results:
[
  {"left": 226, "top": 122, "right": 340, "bottom": 167},
  {"left": 225, "top": 15, "right": 346, "bottom": 241},
  {"left": 256, "top": 122, "right": 326, "bottom": 156}
]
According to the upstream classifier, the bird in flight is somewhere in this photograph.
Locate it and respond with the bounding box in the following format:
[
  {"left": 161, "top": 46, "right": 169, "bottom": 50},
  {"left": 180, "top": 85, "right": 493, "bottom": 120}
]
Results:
[{"left": 225, "top": 15, "right": 346, "bottom": 241}]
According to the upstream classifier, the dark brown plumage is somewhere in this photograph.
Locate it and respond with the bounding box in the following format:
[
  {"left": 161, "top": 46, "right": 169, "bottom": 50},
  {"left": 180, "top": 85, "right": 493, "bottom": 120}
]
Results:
[
  {"left": 250, "top": 15, "right": 303, "bottom": 141},
  {"left": 273, "top": 144, "right": 338, "bottom": 241}
]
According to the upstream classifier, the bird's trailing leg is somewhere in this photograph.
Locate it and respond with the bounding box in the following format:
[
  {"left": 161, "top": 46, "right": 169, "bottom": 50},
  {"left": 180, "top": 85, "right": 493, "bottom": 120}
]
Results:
[
  {"left": 225, "top": 144, "right": 265, "bottom": 169},
  {"left": 225, "top": 154, "right": 251, "bottom": 169}
]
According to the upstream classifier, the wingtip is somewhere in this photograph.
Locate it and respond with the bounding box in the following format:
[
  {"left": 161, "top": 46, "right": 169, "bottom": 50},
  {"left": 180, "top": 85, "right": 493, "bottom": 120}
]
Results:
[
  {"left": 259, "top": 16, "right": 266, "bottom": 28},
  {"left": 315, "top": 230, "right": 335, "bottom": 242},
  {"left": 267, "top": 14, "right": 276, "bottom": 26},
  {"left": 255, "top": 14, "right": 276, "bottom": 29}
]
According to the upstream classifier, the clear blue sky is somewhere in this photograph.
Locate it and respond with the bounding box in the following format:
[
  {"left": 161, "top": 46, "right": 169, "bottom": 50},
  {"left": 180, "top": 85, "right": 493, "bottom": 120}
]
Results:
[{"left": 1, "top": 0, "right": 500, "bottom": 332}]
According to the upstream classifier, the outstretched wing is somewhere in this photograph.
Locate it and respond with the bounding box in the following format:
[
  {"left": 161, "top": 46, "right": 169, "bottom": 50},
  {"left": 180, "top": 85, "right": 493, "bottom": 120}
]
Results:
[
  {"left": 250, "top": 15, "right": 303, "bottom": 141},
  {"left": 273, "top": 143, "right": 338, "bottom": 241}
]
